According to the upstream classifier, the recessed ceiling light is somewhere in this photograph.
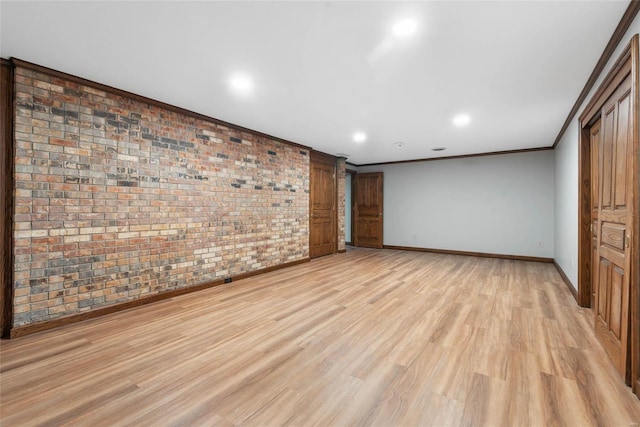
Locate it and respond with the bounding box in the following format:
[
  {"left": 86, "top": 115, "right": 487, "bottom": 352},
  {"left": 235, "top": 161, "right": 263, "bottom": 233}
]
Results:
[
  {"left": 394, "top": 142, "right": 404, "bottom": 149},
  {"left": 431, "top": 147, "right": 447, "bottom": 152},
  {"left": 392, "top": 19, "right": 418, "bottom": 38},
  {"left": 353, "top": 132, "right": 367, "bottom": 143},
  {"left": 452, "top": 113, "right": 471, "bottom": 127},
  {"left": 229, "top": 73, "right": 253, "bottom": 95}
]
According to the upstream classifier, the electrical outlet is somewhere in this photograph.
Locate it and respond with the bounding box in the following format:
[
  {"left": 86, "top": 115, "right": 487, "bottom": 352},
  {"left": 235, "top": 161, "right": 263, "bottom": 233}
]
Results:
[
  {"left": 537, "top": 241, "right": 544, "bottom": 248},
  {"left": 224, "top": 277, "right": 232, "bottom": 284}
]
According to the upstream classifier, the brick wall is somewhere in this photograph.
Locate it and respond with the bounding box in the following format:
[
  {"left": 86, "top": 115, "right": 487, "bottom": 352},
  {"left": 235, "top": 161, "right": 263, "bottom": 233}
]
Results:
[{"left": 12, "top": 66, "right": 310, "bottom": 326}]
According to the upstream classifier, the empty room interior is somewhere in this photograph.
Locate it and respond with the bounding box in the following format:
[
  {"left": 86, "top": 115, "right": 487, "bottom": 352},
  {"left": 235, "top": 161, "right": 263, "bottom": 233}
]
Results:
[{"left": 1, "top": 1, "right": 640, "bottom": 425}]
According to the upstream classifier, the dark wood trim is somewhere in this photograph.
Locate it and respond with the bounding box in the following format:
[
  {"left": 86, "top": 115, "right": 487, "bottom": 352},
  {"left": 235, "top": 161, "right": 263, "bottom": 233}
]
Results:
[
  {"left": 346, "top": 168, "right": 357, "bottom": 174},
  {"left": 579, "top": 56, "right": 632, "bottom": 125},
  {"left": 553, "top": 0, "right": 640, "bottom": 148},
  {"left": 338, "top": 249, "right": 347, "bottom": 254},
  {"left": 578, "top": 123, "right": 593, "bottom": 308},
  {"left": 554, "top": 260, "right": 578, "bottom": 302},
  {"left": 8, "top": 258, "right": 310, "bottom": 339},
  {"left": 1, "top": 59, "right": 14, "bottom": 339},
  {"left": 353, "top": 147, "right": 552, "bottom": 167},
  {"left": 383, "top": 245, "right": 553, "bottom": 264},
  {"left": 345, "top": 162, "right": 358, "bottom": 168},
  {"left": 310, "top": 150, "right": 339, "bottom": 164},
  {"left": 629, "top": 34, "right": 640, "bottom": 399},
  {"left": 231, "top": 258, "right": 310, "bottom": 282},
  {"left": 9, "top": 58, "right": 311, "bottom": 152},
  {"left": 310, "top": 150, "right": 339, "bottom": 257}
]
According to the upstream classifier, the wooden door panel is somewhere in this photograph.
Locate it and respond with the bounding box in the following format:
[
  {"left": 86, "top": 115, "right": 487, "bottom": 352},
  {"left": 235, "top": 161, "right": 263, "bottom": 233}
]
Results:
[
  {"left": 601, "top": 223, "right": 626, "bottom": 250},
  {"left": 590, "top": 122, "right": 601, "bottom": 213},
  {"left": 355, "top": 219, "right": 378, "bottom": 247},
  {"left": 354, "top": 172, "right": 383, "bottom": 249},
  {"left": 600, "top": 105, "right": 615, "bottom": 210},
  {"left": 610, "top": 266, "right": 623, "bottom": 339},
  {"left": 312, "top": 168, "right": 333, "bottom": 208},
  {"left": 595, "top": 256, "right": 629, "bottom": 376},
  {"left": 590, "top": 120, "right": 601, "bottom": 309},
  {"left": 593, "top": 75, "right": 632, "bottom": 379},
  {"left": 614, "top": 91, "right": 630, "bottom": 208},
  {"left": 591, "top": 235, "right": 599, "bottom": 308},
  {"left": 597, "top": 258, "right": 610, "bottom": 321},
  {"left": 309, "top": 156, "right": 336, "bottom": 259}
]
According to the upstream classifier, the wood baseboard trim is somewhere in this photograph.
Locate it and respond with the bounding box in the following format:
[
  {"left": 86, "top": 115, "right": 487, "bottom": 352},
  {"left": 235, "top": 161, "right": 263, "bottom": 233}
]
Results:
[
  {"left": 383, "top": 245, "right": 554, "bottom": 263},
  {"left": 338, "top": 249, "right": 347, "bottom": 253},
  {"left": 553, "top": 260, "right": 578, "bottom": 302},
  {"left": 229, "top": 258, "right": 310, "bottom": 282},
  {"left": 8, "top": 258, "right": 310, "bottom": 339}
]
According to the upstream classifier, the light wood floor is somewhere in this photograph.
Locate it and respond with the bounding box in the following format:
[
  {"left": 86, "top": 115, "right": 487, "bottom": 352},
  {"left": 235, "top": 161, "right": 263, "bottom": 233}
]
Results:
[{"left": 1, "top": 248, "right": 640, "bottom": 426}]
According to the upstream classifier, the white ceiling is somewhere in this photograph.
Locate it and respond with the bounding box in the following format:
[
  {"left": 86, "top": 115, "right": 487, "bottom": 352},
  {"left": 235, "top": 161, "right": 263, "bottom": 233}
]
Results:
[{"left": 0, "top": 1, "right": 630, "bottom": 165}]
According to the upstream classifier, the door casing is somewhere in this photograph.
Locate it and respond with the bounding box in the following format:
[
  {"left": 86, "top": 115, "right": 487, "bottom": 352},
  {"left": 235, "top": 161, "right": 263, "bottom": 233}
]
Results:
[
  {"left": 309, "top": 151, "right": 338, "bottom": 258},
  {"left": 1, "top": 60, "right": 14, "bottom": 338},
  {"left": 578, "top": 34, "right": 639, "bottom": 395},
  {"left": 353, "top": 172, "right": 384, "bottom": 249}
]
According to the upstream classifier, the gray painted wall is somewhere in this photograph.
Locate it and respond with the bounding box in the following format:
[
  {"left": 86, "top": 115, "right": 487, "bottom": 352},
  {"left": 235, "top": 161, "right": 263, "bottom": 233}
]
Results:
[{"left": 358, "top": 150, "right": 555, "bottom": 258}]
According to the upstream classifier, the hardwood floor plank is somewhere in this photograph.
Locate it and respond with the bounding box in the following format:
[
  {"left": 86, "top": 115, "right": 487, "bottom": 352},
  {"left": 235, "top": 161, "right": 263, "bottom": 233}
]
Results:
[
  {"left": 460, "top": 372, "right": 490, "bottom": 427},
  {"left": 1, "top": 248, "right": 639, "bottom": 426}
]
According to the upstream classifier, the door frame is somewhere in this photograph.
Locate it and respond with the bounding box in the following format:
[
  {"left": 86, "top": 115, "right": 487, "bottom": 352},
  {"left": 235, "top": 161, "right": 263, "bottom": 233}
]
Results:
[
  {"left": 578, "top": 34, "right": 639, "bottom": 394},
  {"left": 309, "top": 150, "right": 338, "bottom": 258},
  {"left": 352, "top": 171, "right": 384, "bottom": 249},
  {"left": 1, "top": 59, "right": 14, "bottom": 338}
]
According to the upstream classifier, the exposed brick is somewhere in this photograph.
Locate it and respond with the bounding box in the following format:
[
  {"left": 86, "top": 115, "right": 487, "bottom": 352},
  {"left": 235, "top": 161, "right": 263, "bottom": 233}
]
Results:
[
  {"left": 12, "top": 66, "right": 315, "bottom": 326},
  {"left": 337, "top": 158, "right": 346, "bottom": 252}
]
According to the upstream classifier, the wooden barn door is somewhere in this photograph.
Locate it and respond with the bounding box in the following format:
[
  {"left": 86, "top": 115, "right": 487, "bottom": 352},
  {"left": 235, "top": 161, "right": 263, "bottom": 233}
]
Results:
[
  {"left": 309, "top": 152, "right": 337, "bottom": 259},
  {"left": 593, "top": 74, "right": 633, "bottom": 380},
  {"left": 353, "top": 172, "right": 383, "bottom": 249}
]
